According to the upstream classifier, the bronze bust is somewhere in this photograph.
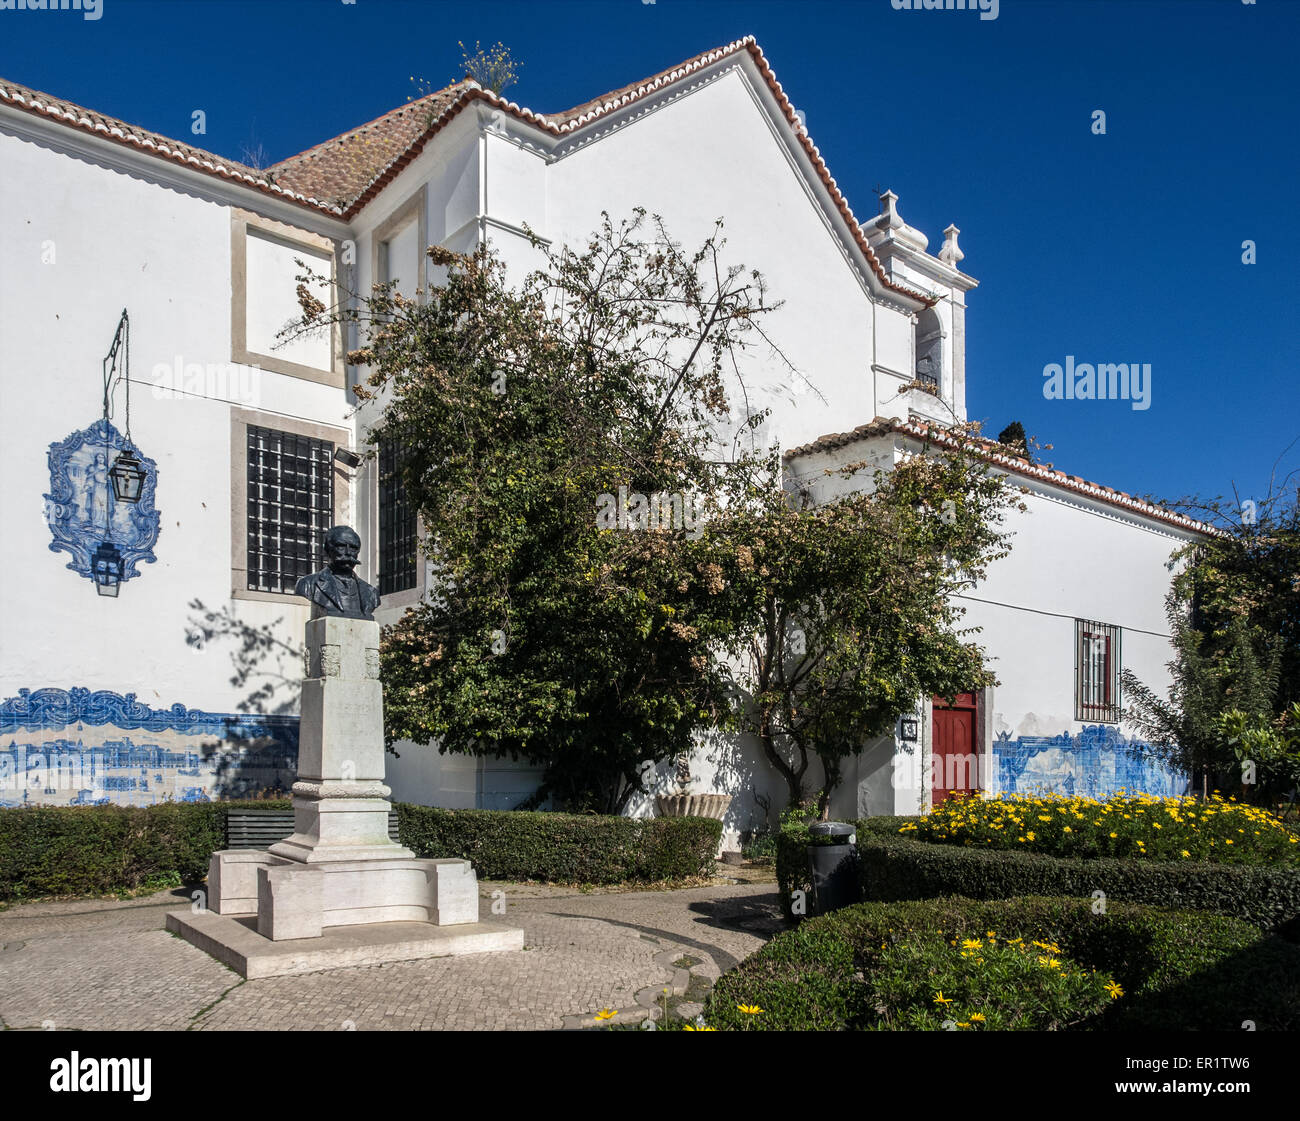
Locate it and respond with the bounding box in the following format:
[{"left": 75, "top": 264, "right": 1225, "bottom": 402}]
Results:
[{"left": 296, "top": 525, "right": 381, "bottom": 620}]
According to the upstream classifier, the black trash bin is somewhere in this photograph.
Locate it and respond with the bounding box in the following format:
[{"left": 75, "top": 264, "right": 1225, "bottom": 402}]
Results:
[{"left": 806, "top": 821, "right": 860, "bottom": 914}]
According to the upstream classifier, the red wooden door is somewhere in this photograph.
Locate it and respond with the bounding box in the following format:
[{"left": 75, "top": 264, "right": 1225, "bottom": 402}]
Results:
[{"left": 931, "top": 693, "right": 978, "bottom": 806}]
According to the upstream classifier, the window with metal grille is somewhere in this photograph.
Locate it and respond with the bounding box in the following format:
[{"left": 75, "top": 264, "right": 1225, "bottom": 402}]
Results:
[
  {"left": 378, "top": 437, "right": 417, "bottom": 594},
  {"left": 1076, "top": 619, "right": 1121, "bottom": 723},
  {"left": 246, "top": 425, "right": 334, "bottom": 594}
]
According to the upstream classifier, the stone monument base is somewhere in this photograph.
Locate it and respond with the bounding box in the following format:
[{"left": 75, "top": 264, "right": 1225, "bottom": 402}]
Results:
[
  {"left": 166, "top": 909, "right": 523, "bottom": 980},
  {"left": 205, "top": 849, "right": 485, "bottom": 939},
  {"left": 170, "top": 604, "right": 523, "bottom": 978},
  {"left": 170, "top": 848, "right": 523, "bottom": 977}
]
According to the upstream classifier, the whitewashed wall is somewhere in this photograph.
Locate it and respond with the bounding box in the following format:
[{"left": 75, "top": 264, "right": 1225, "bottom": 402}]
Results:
[
  {"left": 0, "top": 124, "right": 349, "bottom": 805},
  {"left": 523, "top": 64, "right": 927, "bottom": 451}
]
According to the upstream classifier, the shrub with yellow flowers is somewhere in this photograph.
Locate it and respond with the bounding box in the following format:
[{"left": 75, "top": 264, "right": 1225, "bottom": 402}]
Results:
[
  {"left": 901, "top": 791, "right": 1300, "bottom": 865},
  {"left": 869, "top": 930, "right": 1117, "bottom": 1030},
  {"left": 704, "top": 895, "right": 1300, "bottom": 1031}
]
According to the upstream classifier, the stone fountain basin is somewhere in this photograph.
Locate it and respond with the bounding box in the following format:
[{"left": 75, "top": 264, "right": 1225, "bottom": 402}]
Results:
[{"left": 654, "top": 793, "right": 732, "bottom": 820}]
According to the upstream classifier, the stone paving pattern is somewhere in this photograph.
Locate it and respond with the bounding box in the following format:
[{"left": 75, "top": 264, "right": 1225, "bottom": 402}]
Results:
[{"left": 0, "top": 878, "right": 783, "bottom": 1031}]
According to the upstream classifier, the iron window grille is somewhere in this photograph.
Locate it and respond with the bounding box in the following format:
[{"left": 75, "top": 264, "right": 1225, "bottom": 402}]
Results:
[
  {"left": 378, "top": 437, "right": 417, "bottom": 595},
  {"left": 1075, "top": 618, "right": 1122, "bottom": 723},
  {"left": 246, "top": 425, "right": 334, "bottom": 594}
]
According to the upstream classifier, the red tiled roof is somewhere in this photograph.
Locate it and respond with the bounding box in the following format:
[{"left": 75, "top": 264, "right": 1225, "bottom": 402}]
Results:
[
  {"left": 267, "top": 81, "right": 474, "bottom": 208},
  {"left": 0, "top": 39, "right": 934, "bottom": 305},
  {"left": 784, "top": 416, "right": 1215, "bottom": 536},
  {"left": 0, "top": 78, "right": 342, "bottom": 216}
]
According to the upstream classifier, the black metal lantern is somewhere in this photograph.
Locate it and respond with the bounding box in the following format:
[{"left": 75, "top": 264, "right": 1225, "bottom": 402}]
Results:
[
  {"left": 109, "top": 447, "right": 146, "bottom": 503},
  {"left": 899, "top": 714, "right": 919, "bottom": 742},
  {"left": 92, "top": 541, "right": 123, "bottom": 597}
]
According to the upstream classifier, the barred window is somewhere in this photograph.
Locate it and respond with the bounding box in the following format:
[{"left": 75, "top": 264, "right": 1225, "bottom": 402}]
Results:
[
  {"left": 246, "top": 425, "right": 334, "bottom": 594},
  {"left": 1076, "top": 619, "right": 1121, "bottom": 723},
  {"left": 378, "top": 437, "right": 417, "bottom": 595}
]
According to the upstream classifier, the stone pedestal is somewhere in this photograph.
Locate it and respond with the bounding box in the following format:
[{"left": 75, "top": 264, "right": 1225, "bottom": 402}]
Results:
[
  {"left": 269, "top": 617, "right": 414, "bottom": 865},
  {"left": 171, "top": 613, "right": 522, "bottom": 975}
]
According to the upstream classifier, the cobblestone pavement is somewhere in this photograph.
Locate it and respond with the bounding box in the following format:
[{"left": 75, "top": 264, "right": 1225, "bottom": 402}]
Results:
[{"left": 0, "top": 878, "right": 784, "bottom": 1031}]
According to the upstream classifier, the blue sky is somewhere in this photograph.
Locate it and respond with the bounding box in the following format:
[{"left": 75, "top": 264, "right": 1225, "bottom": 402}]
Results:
[{"left": 3, "top": 0, "right": 1296, "bottom": 510}]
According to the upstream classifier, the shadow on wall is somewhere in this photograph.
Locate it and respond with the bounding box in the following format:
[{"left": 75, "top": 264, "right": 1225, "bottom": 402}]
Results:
[
  {"left": 185, "top": 598, "right": 301, "bottom": 718},
  {"left": 0, "top": 599, "right": 309, "bottom": 809},
  {"left": 700, "top": 723, "right": 824, "bottom": 838}
]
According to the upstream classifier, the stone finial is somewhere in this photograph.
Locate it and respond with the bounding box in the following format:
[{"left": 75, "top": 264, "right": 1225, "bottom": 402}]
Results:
[
  {"left": 878, "top": 189, "right": 902, "bottom": 226},
  {"left": 939, "top": 224, "right": 964, "bottom": 267},
  {"left": 871, "top": 189, "right": 928, "bottom": 252}
]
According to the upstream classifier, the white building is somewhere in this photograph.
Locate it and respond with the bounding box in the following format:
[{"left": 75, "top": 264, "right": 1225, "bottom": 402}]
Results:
[{"left": 0, "top": 37, "right": 1202, "bottom": 835}]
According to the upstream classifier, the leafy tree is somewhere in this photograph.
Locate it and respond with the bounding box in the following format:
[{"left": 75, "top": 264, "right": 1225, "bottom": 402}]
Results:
[
  {"left": 712, "top": 431, "right": 1019, "bottom": 816},
  {"left": 1217, "top": 705, "right": 1300, "bottom": 806},
  {"left": 305, "top": 211, "right": 787, "bottom": 813},
  {"left": 1123, "top": 466, "right": 1300, "bottom": 801},
  {"left": 1122, "top": 605, "right": 1279, "bottom": 796},
  {"left": 1173, "top": 484, "right": 1300, "bottom": 713},
  {"left": 291, "top": 213, "right": 1019, "bottom": 819},
  {"left": 996, "top": 421, "right": 1028, "bottom": 456}
]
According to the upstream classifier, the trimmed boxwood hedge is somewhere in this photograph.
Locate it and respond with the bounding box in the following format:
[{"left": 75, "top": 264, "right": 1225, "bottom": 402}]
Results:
[
  {"left": 776, "top": 817, "right": 1300, "bottom": 933},
  {"left": 705, "top": 895, "right": 1300, "bottom": 1031},
  {"left": 0, "top": 800, "right": 276, "bottom": 902},
  {"left": 395, "top": 804, "right": 721, "bottom": 884},
  {"left": 0, "top": 801, "right": 721, "bottom": 902}
]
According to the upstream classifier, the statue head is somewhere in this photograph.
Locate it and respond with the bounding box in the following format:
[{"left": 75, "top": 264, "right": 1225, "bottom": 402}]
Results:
[{"left": 322, "top": 525, "right": 362, "bottom": 577}]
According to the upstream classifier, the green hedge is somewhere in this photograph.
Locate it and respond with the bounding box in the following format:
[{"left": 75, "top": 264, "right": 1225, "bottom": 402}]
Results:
[
  {"left": 776, "top": 817, "right": 1300, "bottom": 933},
  {"left": 0, "top": 801, "right": 721, "bottom": 901},
  {"left": 0, "top": 800, "right": 281, "bottom": 902},
  {"left": 395, "top": 804, "right": 721, "bottom": 884},
  {"left": 705, "top": 895, "right": 1300, "bottom": 1031}
]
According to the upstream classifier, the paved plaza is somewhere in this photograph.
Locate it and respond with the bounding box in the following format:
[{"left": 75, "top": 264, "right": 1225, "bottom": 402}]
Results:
[{"left": 0, "top": 877, "right": 783, "bottom": 1031}]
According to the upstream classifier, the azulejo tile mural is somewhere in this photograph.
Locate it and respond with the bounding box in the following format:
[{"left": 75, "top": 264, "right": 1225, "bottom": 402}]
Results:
[
  {"left": 0, "top": 687, "right": 298, "bottom": 808},
  {"left": 994, "top": 724, "right": 1189, "bottom": 799},
  {"left": 44, "top": 418, "right": 160, "bottom": 588}
]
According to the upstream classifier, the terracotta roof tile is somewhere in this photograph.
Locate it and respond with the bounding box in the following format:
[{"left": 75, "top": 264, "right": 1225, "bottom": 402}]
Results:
[
  {"left": 0, "top": 77, "right": 341, "bottom": 215},
  {"left": 1, "top": 39, "right": 936, "bottom": 306},
  {"left": 785, "top": 416, "right": 1215, "bottom": 536},
  {"left": 267, "top": 82, "right": 474, "bottom": 208}
]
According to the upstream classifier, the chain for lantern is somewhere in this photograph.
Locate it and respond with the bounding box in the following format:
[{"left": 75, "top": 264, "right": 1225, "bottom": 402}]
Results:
[
  {"left": 103, "top": 309, "right": 146, "bottom": 506},
  {"left": 93, "top": 309, "right": 137, "bottom": 596}
]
